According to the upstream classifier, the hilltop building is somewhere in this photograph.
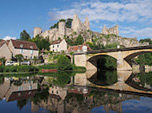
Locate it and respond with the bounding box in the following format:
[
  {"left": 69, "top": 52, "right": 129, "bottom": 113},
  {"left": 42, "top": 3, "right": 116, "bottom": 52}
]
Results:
[
  {"left": 34, "top": 14, "right": 90, "bottom": 41},
  {"left": 101, "top": 25, "right": 119, "bottom": 36}
]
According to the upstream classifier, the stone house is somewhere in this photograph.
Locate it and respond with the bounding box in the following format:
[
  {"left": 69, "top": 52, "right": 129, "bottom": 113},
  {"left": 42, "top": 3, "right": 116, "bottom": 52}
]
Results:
[
  {"left": 50, "top": 39, "right": 67, "bottom": 52},
  {"left": 0, "top": 40, "right": 12, "bottom": 60},
  {"left": 0, "top": 39, "right": 39, "bottom": 60}
]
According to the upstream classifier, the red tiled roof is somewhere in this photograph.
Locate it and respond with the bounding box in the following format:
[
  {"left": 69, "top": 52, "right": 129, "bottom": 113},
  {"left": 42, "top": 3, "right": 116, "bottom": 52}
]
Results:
[
  {"left": 68, "top": 44, "right": 92, "bottom": 52},
  {"left": 7, "top": 90, "right": 37, "bottom": 102},
  {"left": 0, "top": 40, "right": 6, "bottom": 47},
  {"left": 11, "top": 40, "right": 38, "bottom": 50},
  {"left": 51, "top": 40, "right": 62, "bottom": 45}
]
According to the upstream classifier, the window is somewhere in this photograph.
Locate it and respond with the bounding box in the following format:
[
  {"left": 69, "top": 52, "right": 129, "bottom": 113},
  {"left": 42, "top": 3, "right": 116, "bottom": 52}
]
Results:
[
  {"left": 31, "top": 50, "right": 33, "bottom": 55},
  {"left": 57, "top": 45, "right": 59, "bottom": 48},
  {"left": 18, "top": 86, "right": 23, "bottom": 91},
  {"left": 53, "top": 45, "right": 54, "bottom": 48},
  {"left": 20, "top": 49, "right": 24, "bottom": 54},
  {"left": 29, "top": 85, "right": 32, "bottom": 90}
]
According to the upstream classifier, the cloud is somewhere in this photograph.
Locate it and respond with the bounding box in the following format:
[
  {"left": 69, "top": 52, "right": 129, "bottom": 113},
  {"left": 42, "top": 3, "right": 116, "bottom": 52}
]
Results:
[
  {"left": 3, "top": 36, "right": 16, "bottom": 40},
  {"left": 120, "top": 27, "right": 152, "bottom": 38},
  {"left": 48, "top": 0, "right": 152, "bottom": 23}
]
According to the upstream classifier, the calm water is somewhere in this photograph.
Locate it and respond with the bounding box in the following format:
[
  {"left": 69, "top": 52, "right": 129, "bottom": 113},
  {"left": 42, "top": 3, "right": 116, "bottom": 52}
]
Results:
[{"left": 0, "top": 71, "right": 152, "bottom": 113}]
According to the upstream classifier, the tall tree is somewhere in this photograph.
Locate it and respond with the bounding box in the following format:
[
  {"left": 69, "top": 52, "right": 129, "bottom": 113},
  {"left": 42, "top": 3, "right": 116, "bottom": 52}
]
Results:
[
  {"left": 20, "top": 30, "right": 31, "bottom": 41},
  {"left": 30, "top": 35, "right": 50, "bottom": 51},
  {"left": 75, "top": 35, "right": 84, "bottom": 45}
]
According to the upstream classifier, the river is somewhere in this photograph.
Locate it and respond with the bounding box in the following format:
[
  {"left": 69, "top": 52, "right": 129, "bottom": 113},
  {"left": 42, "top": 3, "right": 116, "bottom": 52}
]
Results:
[{"left": 0, "top": 70, "right": 152, "bottom": 113}]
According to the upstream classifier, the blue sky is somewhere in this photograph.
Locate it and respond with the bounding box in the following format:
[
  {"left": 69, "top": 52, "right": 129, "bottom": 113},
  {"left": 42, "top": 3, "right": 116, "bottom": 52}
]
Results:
[{"left": 0, "top": 0, "right": 152, "bottom": 40}]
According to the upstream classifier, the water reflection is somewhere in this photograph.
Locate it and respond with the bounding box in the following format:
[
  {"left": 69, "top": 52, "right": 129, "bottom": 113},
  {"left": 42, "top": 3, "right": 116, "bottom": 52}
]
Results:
[
  {"left": 88, "top": 70, "right": 117, "bottom": 86},
  {"left": 0, "top": 70, "right": 152, "bottom": 113}
]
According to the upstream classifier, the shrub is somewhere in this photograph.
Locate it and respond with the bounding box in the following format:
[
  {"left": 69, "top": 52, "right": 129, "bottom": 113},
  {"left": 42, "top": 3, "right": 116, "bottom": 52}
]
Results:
[
  {"left": 57, "top": 55, "right": 72, "bottom": 71},
  {"left": 0, "top": 66, "right": 4, "bottom": 72}
]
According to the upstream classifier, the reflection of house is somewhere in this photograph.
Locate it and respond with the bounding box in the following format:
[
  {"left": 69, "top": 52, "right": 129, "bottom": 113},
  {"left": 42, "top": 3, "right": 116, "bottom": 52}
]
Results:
[
  {"left": 49, "top": 86, "right": 67, "bottom": 100},
  {"left": 0, "top": 77, "right": 38, "bottom": 102},
  {"left": 0, "top": 39, "right": 39, "bottom": 60},
  {"left": 68, "top": 43, "right": 92, "bottom": 53},
  {"left": 50, "top": 39, "right": 67, "bottom": 52}
]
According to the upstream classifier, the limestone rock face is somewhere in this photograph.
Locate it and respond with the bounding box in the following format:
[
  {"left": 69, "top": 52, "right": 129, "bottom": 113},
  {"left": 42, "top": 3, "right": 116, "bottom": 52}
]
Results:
[
  {"left": 84, "top": 16, "right": 90, "bottom": 30},
  {"left": 72, "top": 14, "right": 82, "bottom": 32}
]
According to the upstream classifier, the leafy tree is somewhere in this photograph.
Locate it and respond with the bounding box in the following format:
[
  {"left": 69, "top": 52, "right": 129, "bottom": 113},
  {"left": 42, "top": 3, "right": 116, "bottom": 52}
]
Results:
[
  {"left": 57, "top": 55, "right": 72, "bottom": 71},
  {"left": 30, "top": 35, "right": 50, "bottom": 51},
  {"left": 136, "top": 38, "right": 152, "bottom": 66},
  {"left": 139, "top": 38, "right": 152, "bottom": 45},
  {"left": 66, "top": 18, "right": 73, "bottom": 28},
  {"left": 50, "top": 18, "right": 73, "bottom": 29},
  {"left": 15, "top": 54, "right": 24, "bottom": 63},
  {"left": 0, "top": 57, "right": 6, "bottom": 65},
  {"left": 75, "top": 35, "right": 84, "bottom": 45},
  {"left": 20, "top": 30, "right": 31, "bottom": 41}
]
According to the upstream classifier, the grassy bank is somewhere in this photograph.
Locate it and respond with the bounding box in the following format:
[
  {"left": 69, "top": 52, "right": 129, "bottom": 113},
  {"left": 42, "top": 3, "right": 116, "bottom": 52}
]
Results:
[
  {"left": 38, "top": 64, "right": 86, "bottom": 73},
  {"left": 0, "top": 64, "right": 86, "bottom": 75},
  {"left": 0, "top": 65, "right": 39, "bottom": 74}
]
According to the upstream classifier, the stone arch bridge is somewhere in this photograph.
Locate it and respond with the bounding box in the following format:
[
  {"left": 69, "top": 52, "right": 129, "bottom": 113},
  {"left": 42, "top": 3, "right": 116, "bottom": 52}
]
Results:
[{"left": 74, "top": 46, "right": 152, "bottom": 71}]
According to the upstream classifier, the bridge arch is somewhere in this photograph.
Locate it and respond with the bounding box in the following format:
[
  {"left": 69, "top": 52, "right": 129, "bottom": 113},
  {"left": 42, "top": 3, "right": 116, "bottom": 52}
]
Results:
[
  {"left": 87, "top": 54, "right": 117, "bottom": 70},
  {"left": 124, "top": 51, "right": 152, "bottom": 66}
]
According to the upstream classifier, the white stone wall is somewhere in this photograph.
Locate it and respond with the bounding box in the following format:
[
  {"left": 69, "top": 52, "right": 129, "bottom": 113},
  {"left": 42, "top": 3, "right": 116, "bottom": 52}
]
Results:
[
  {"left": 8, "top": 40, "right": 38, "bottom": 59},
  {"left": 13, "top": 48, "right": 39, "bottom": 59},
  {"left": 59, "top": 22, "right": 66, "bottom": 36},
  {"left": 50, "top": 40, "right": 67, "bottom": 52},
  {"left": 34, "top": 27, "right": 42, "bottom": 37},
  {"left": 0, "top": 43, "right": 12, "bottom": 60}
]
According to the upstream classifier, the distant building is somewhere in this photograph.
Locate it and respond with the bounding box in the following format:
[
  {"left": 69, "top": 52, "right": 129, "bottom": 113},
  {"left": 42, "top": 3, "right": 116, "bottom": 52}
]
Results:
[
  {"left": 50, "top": 39, "right": 67, "bottom": 52},
  {"left": 0, "top": 39, "right": 39, "bottom": 60},
  {"left": 101, "top": 25, "right": 119, "bottom": 36},
  {"left": 34, "top": 14, "right": 90, "bottom": 42},
  {"left": 68, "top": 43, "right": 92, "bottom": 53}
]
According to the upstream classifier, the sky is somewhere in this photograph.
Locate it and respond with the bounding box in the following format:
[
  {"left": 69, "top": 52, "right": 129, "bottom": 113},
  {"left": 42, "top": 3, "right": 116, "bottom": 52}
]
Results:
[{"left": 0, "top": 0, "right": 152, "bottom": 40}]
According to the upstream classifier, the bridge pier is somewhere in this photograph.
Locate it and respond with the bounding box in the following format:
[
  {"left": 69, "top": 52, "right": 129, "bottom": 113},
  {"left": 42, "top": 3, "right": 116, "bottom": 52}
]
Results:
[{"left": 74, "top": 54, "right": 97, "bottom": 71}]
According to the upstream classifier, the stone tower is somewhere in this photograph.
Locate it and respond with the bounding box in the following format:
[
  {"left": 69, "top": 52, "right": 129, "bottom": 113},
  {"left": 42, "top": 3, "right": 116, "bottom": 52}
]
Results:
[
  {"left": 101, "top": 25, "right": 108, "bottom": 35},
  {"left": 101, "top": 25, "right": 119, "bottom": 36},
  {"left": 84, "top": 16, "right": 90, "bottom": 30},
  {"left": 34, "top": 27, "right": 42, "bottom": 37},
  {"left": 72, "top": 14, "right": 82, "bottom": 32},
  {"left": 58, "top": 21, "right": 66, "bottom": 36}
]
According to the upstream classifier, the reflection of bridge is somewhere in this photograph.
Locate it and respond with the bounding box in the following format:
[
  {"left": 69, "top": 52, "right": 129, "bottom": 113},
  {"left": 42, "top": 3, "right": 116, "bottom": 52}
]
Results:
[
  {"left": 73, "top": 71, "right": 152, "bottom": 96},
  {"left": 74, "top": 46, "right": 152, "bottom": 71}
]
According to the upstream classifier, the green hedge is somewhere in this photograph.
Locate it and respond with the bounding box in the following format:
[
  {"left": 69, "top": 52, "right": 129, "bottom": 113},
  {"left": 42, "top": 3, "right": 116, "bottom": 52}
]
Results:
[{"left": 0, "top": 65, "right": 39, "bottom": 73}]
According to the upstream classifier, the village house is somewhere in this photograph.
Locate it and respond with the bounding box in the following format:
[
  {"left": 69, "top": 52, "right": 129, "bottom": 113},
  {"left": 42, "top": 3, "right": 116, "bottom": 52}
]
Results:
[
  {"left": 68, "top": 43, "right": 92, "bottom": 53},
  {"left": 0, "top": 39, "right": 39, "bottom": 60},
  {"left": 0, "top": 40, "right": 12, "bottom": 60},
  {"left": 50, "top": 39, "right": 67, "bottom": 52}
]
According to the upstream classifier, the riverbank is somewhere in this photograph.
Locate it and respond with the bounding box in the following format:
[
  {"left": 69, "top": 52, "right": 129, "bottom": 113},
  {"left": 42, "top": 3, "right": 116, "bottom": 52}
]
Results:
[{"left": 0, "top": 64, "right": 86, "bottom": 75}]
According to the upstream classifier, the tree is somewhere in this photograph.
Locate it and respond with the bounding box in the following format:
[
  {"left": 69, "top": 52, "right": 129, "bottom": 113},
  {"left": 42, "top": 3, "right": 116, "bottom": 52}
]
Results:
[
  {"left": 30, "top": 35, "right": 50, "bottom": 51},
  {"left": 50, "top": 18, "right": 73, "bottom": 29},
  {"left": 57, "top": 55, "right": 72, "bottom": 71},
  {"left": 66, "top": 18, "right": 73, "bottom": 28},
  {"left": 20, "top": 30, "right": 31, "bottom": 41},
  {"left": 75, "top": 35, "right": 84, "bottom": 45},
  {"left": 15, "top": 54, "right": 23, "bottom": 63}
]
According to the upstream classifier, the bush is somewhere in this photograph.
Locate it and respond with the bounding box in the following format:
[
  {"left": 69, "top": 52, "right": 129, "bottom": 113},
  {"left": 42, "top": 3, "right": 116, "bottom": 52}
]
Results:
[
  {"left": 57, "top": 55, "right": 72, "bottom": 71},
  {"left": 0, "top": 65, "right": 39, "bottom": 73},
  {"left": 0, "top": 66, "right": 4, "bottom": 72}
]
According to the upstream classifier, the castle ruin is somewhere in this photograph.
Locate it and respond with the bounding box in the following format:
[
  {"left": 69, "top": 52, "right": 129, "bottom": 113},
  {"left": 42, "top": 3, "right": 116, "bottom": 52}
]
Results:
[
  {"left": 101, "top": 25, "right": 119, "bottom": 36},
  {"left": 34, "top": 14, "right": 90, "bottom": 41}
]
